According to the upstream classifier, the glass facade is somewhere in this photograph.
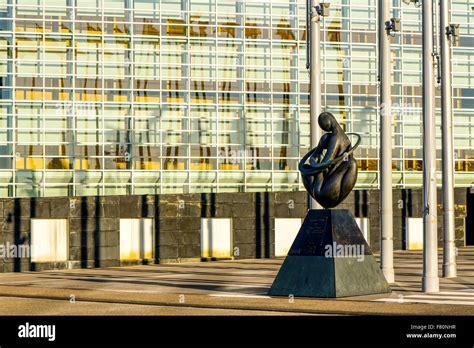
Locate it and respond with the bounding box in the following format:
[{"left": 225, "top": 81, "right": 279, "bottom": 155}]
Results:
[{"left": 0, "top": 0, "right": 474, "bottom": 197}]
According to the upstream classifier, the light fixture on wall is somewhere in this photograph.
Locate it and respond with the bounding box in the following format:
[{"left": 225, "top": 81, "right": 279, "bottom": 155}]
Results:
[
  {"left": 402, "top": 0, "right": 421, "bottom": 7},
  {"left": 386, "top": 17, "right": 401, "bottom": 37}
]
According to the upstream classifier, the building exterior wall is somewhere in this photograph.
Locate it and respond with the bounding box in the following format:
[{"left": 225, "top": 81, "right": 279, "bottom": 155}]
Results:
[
  {"left": 1, "top": 0, "right": 474, "bottom": 197},
  {"left": 0, "top": 190, "right": 468, "bottom": 272}
]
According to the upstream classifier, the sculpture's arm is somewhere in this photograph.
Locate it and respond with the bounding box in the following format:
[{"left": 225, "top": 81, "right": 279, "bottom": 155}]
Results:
[
  {"left": 321, "top": 135, "right": 339, "bottom": 164},
  {"left": 312, "top": 134, "right": 328, "bottom": 164}
]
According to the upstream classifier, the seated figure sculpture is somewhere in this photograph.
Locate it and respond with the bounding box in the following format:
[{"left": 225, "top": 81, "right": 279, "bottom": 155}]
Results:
[{"left": 299, "top": 112, "right": 361, "bottom": 208}]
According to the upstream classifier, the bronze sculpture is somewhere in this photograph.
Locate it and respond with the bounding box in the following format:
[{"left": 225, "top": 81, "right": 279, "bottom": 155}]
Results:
[
  {"left": 299, "top": 112, "right": 361, "bottom": 208},
  {"left": 270, "top": 113, "right": 390, "bottom": 298}
]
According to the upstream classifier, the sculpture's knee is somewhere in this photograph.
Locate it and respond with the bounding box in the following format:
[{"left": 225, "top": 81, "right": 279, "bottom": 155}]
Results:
[{"left": 339, "top": 158, "right": 358, "bottom": 199}]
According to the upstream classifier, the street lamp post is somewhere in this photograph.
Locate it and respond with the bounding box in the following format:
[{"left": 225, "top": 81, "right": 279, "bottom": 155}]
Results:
[
  {"left": 307, "top": 1, "right": 329, "bottom": 210},
  {"left": 379, "top": 0, "right": 399, "bottom": 284},
  {"left": 440, "top": 0, "right": 459, "bottom": 278},
  {"left": 422, "top": 0, "right": 440, "bottom": 293}
]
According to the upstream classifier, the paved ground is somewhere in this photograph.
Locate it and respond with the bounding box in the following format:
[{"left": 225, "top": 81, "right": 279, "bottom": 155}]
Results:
[
  {"left": 0, "top": 296, "right": 320, "bottom": 316},
  {"left": 0, "top": 247, "right": 472, "bottom": 315}
]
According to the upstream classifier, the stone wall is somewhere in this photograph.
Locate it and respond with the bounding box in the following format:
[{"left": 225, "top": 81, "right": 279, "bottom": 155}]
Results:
[{"left": 0, "top": 188, "right": 470, "bottom": 272}]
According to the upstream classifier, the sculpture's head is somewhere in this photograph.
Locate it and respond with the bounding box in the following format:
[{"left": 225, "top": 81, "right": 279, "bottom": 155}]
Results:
[{"left": 318, "top": 112, "right": 337, "bottom": 132}]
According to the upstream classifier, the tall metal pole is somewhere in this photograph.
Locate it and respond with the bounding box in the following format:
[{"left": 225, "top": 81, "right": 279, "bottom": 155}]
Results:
[
  {"left": 422, "top": 0, "right": 440, "bottom": 293},
  {"left": 308, "top": 0, "right": 324, "bottom": 210},
  {"left": 379, "top": 0, "right": 395, "bottom": 284},
  {"left": 440, "top": 0, "right": 457, "bottom": 279}
]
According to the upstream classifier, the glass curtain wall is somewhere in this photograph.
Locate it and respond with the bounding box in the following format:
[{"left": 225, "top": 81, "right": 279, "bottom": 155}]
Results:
[{"left": 0, "top": 0, "right": 474, "bottom": 197}]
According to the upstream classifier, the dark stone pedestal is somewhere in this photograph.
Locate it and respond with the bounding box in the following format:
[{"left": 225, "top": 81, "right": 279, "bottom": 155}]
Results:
[{"left": 269, "top": 209, "right": 391, "bottom": 298}]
